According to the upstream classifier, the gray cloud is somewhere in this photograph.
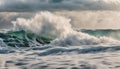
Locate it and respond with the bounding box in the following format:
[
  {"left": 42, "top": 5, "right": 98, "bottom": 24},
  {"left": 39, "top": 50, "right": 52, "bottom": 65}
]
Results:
[{"left": 0, "top": 0, "right": 120, "bottom": 12}]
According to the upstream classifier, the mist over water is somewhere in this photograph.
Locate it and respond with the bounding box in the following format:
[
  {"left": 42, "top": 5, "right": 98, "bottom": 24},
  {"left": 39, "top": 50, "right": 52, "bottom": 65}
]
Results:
[
  {"left": 1, "top": 11, "right": 120, "bottom": 29},
  {"left": 55, "top": 11, "right": 120, "bottom": 29}
]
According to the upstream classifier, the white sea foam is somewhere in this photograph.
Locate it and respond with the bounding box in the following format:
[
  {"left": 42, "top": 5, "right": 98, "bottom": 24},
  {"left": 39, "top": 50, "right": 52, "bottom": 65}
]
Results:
[
  {"left": 12, "top": 11, "right": 73, "bottom": 39},
  {"left": 12, "top": 11, "right": 120, "bottom": 46}
]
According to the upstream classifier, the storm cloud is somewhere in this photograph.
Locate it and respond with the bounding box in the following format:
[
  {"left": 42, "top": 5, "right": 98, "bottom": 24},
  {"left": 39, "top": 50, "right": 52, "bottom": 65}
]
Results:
[{"left": 0, "top": 0, "right": 120, "bottom": 12}]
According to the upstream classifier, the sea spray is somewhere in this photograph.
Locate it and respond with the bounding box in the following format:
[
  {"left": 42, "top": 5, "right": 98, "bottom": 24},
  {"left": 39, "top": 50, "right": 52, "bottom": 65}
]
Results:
[
  {"left": 10, "top": 11, "right": 120, "bottom": 46},
  {"left": 12, "top": 11, "right": 73, "bottom": 38},
  {"left": 1, "top": 11, "right": 120, "bottom": 69}
]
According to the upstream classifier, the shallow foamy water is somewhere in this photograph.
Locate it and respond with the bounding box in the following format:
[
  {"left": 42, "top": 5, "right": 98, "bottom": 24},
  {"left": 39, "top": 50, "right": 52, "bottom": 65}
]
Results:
[{"left": 0, "top": 45, "right": 120, "bottom": 69}]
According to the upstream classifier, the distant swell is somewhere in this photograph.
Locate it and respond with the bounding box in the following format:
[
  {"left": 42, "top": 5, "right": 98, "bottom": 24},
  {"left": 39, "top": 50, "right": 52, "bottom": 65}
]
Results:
[{"left": 82, "top": 29, "right": 120, "bottom": 40}]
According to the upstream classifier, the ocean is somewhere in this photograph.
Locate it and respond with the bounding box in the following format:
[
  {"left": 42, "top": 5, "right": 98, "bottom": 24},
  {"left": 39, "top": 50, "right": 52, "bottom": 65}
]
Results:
[{"left": 0, "top": 12, "right": 120, "bottom": 69}]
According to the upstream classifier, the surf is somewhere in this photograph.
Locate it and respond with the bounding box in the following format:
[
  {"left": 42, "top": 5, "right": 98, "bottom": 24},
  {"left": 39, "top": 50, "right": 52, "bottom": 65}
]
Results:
[{"left": 0, "top": 11, "right": 120, "bottom": 48}]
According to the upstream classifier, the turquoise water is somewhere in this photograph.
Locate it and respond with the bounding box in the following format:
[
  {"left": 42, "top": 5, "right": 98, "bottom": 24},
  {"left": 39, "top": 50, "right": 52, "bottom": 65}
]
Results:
[{"left": 81, "top": 29, "right": 120, "bottom": 40}]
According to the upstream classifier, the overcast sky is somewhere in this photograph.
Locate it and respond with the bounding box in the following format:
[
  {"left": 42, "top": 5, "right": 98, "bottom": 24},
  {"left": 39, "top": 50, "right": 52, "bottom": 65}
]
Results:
[
  {"left": 0, "top": 0, "right": 120, "bottom": 12},
  {"left": 0, "top": 0, "right": 120, "bottom": 29}
]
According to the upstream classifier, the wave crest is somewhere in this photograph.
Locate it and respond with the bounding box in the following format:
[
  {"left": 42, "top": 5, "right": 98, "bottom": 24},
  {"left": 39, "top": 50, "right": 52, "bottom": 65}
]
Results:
[{"left": 0, "top": 11, "right": 119, "bottom": 47}]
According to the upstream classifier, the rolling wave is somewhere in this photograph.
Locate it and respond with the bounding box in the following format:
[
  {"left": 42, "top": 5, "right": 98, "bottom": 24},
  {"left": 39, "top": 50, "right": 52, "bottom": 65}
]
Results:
[
  {"left": 0, "top": 11, "right": 120, "bottom": 48},
  {"left": 0, "top": 30, "right": 52, "bottom": 47}
]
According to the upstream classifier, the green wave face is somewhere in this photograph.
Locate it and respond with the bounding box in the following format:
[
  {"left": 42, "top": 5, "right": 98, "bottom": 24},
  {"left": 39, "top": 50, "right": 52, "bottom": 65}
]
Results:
[
  {"left": 0, "top": 30, "right": 53, "bottom": 47},
  {"left": 81, "top": 29, "right": 120, "bottom": 40},
  {"left": 1, "top": 29, "right": 120, "bottom": 47}
]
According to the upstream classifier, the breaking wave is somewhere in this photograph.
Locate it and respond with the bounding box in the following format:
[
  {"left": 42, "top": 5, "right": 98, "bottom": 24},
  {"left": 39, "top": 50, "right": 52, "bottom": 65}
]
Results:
[
  {"left": 1, "top": 11, "right": 120, "bottom": 69},
  {"left": 0, "top": 11, "right": 119, "bottom": 48}
]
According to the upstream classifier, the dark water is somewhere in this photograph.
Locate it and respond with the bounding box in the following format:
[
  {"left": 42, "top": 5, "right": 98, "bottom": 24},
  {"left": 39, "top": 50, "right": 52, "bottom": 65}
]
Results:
[{"left": 0, "top": 30, "right": 53, "bottom": 47}]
